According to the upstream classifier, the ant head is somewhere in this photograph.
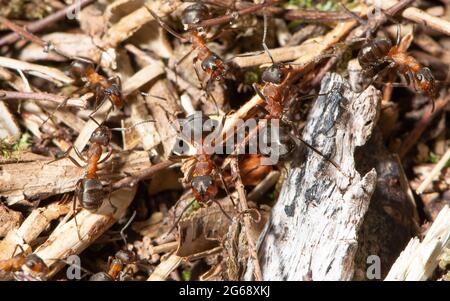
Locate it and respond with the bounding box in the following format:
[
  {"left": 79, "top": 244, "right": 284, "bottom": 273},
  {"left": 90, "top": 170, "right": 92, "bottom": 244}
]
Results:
[
  {"left": 191, "top": 175, "right": 215, "bottom": 202},
  {"left": 90, "top": 126, "right": 112, "bottom": 146},
  {"left": 23, "top": 254, "right": 49, "bottom": 276},
  {"left": 181, "top": 3, "right": 210, "bottom": 26},
  {"left": 115, "top": 250, "right": 136, "bottom": 264},
  {"left": 416, "top": 67, "right": 437, "bottom": 98},
  {"left": 261, "top": 64, "right": 285, "bottom": 84},
  {"left": 90, "top": 272, "right": 113, "bottom": 281},
  {"left": 201, "top": 53, "right": 225, "bottom": 80}
]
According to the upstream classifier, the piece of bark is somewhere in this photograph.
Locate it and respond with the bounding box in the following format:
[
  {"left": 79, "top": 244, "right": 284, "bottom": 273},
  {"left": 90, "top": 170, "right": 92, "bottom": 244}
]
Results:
[
  {"left": 352, "top": 132, "right": 418, "bottom": 280},
  {"left": 34, "top": 187, "right": 137, "bottom": 278},
  {"left": 0, "top": 150, "right": 151, "bottom": 205},
  {"left": 0, "top": 203, "right": 22, "bottom": 238},
  {"left": 245, "top": 73, "right": 380, "bottom": 280},
  {"left": 385, "top": 205, "right": 450, "bottom": 280}
]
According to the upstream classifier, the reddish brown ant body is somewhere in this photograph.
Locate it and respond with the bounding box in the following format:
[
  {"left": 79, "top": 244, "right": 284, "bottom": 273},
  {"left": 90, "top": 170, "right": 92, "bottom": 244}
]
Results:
[
  {"left": 357, "top": 30, "right": 438, "bottom": 109},
  {"left": 89, "top": 250, "right": 136, "bottom": 281},
  {"left": 43, "top": 59, "right": 124, "bottom": 126},
  {"left": 49, "top": 125, "right": 114, "bottom": 213},
  {"left": 146, "top": 5, "right": 227, "bottom": 82},
  {"left": 0, "top": 247, "right": 49, "bottom": 281}
]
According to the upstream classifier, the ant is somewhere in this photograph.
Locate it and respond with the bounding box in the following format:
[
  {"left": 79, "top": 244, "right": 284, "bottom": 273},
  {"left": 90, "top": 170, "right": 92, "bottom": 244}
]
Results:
[
  {"left": 357, "top": 26, "right": 438, "bottom": 110},
  {"left": 89, "top": 250, "right": 136, "bottom": 281},
  {"left": 147, "top": 3, "right": 229, "bottom": 81},
  {"left": 166, "top": 113, "right": 235, "bottom": 233},
  {"left": 46, "top": 124, "right": 115, "bottom": 239},
  {"left": 0, "top": 246, "right": 49, "bottom": 281},
  {"left": 42, "top": 58, "right": 124, "bottom": 126}
]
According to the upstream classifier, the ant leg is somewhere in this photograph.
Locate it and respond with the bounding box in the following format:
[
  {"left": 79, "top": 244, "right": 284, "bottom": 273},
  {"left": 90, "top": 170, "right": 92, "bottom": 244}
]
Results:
[
  {"left": 174, "top": 48, "right": 195, "bottom": 84},
  {"left": 285, "top": 122, "right": 343, "bottom": 173},
  {"left": 164, "top": 199, "right": 197, "bottom": 236},
  {"left": 98, "top": 147, "right": 113, "bottom": 164},
  {"left": 46, "top": 145, "right": 87, "bottom": 167},
  {"left": 72, "top": 186, "right": 82, "bottom": 241},
  {"left": 212, "top": 199, "right": 232, "bottom": 221},
  {"left": 193, "top": 58, "right": 220, "bottom": 115},
  {"left": 145, "top": 6, "right": 188, "bottom": 42},
  {"left": 106, "top": 183, "right": 117, "bottom": 214},
  {"left": 120, "top": 210, "right": 136, "bottom": 245}
]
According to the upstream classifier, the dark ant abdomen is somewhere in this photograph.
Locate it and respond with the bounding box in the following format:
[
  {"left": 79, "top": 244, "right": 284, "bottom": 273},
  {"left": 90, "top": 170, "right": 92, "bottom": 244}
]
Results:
[
  {"left": 182, "top": 3, "right": 210, "bottom": 26},
  {"left": 76, "top": 179, "right": 106, "bottom": 211},
  {"left": 90, "top": 272, "right": 113, "bottom": 281},
  {"left": 358, "top": 38, "right": 392, "bottom": 77}
]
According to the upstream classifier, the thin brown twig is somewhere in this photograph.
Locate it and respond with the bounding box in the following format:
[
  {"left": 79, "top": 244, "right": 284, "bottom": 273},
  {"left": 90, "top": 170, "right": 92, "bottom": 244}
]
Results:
[
  {"left": 399, "top": 95, "right": 450, "bottom": 159},
  {"left": 0, "top": 90, "right": 87, "bottom": 107},
  {"left": 284, "top": 9, "right": 361, "bottom": 22},
  {"left": 0, "top": 0, "right": 95, "bottom": 47},
  {"left": 230, "top": 158, "right": 263, "bottom": 281},
  {"left": 187, "top": 0, "right": 280, "bottom": 30},
  {"left": 112, "top": 160, "right": 175, "bottom": 190}
]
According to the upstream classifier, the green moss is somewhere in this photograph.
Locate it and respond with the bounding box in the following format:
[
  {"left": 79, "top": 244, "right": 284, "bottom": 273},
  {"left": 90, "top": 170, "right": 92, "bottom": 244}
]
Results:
[
  {"left": 0, "top": 0, "right": 52, "bottom": 20},
  {"left": 287, "top": 0, "right": 359, "bottom": 11},
  {"left": 0, "top": 132, "right": 30, "bottom": 159},
  {"left": 181, "top": 270, "right": 191, "bottom": 281}
]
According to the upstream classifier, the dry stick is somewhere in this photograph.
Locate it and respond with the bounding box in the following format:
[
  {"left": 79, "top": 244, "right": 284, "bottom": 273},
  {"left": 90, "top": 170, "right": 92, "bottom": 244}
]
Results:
[
  {"left": 0, "top": 90, "right": 87, "bottom": 108},
  {"left": 416, "top": 148, "right": 450, "bottom": 195},
  {"left": 284, "top": 9, "right": 361, "bottom": 22},
  {"left": 230, "top": 159, "right": 263, "bottom": 281},
  {"left": 0, "top": 15, "right": 76, "bottom": 60},
  {"left": 0, "top": 0, "right": 95, "bottom": 47},
  {"left": 0, "top": 56, "right": 73, "bottom": 84},
  {"left": 112, "top": 160, "right": 175, "bottom": 190},
  {"left": 367, "top": 0, "right": 450, "bottom": 36},
  {"left": 399, "top": 95, "right": 450, "bottom": 159},
  {"left": 187, "top": 0, "right": 280, "bottom": 30}
]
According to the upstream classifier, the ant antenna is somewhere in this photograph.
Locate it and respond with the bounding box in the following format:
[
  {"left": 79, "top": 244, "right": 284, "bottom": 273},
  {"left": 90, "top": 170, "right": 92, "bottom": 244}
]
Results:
[
  {"left": 145, "top": 6, "right": 188, "bottom": 42},
  {"left": 262, "top": 13, "right": 275, "bottom": 65},
  {"left": 164, "top": 199, "right": 197, "bottom": 237},
  {"left": 110, "top": 119, "right": 155, "bottom": 132},
  {"left": 120, "top": 210, "right": 137, "bottom": 245}
]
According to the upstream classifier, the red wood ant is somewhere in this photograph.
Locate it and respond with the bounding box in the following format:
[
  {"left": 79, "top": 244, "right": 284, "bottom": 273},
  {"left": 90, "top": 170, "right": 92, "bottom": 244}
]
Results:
[
  {"left": 251, "top": 61, "right": 342, "bottom": 171},
  {"left": 89, "top": 250, "right": 136, "bottom": 281},
  {"left": 42, "top": 58, "right": 124, "bottom": 126},
  {"left": 166, "top": 113, "right": 235, "bottom": 234},
  {"left": 0, "top": 246, "right": 49, "bottom": 281},
  {"left": 356, "top": 25, "right": 438, "bottom": 109}
]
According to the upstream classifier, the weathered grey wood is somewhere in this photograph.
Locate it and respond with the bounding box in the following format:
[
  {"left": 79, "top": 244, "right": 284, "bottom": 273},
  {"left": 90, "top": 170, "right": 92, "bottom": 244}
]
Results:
[{"left": 245, "top": 73, "right": 380, "bottom": 280}]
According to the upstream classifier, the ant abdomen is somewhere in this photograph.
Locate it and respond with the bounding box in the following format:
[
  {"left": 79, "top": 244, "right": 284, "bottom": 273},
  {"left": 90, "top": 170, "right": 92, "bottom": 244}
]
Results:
[
  {"left": 76, "top": 179, "right": 106, "bottom": 211},
  {"left": 358, "top": 38, "right": 392, "bottom": 77},
  {"left": 182, "top": 3, "right": 210, "bottom": 26}
]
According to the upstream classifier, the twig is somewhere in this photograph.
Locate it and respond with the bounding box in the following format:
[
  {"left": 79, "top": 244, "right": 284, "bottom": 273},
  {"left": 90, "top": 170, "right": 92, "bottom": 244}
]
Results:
[
  {"left": 0, "top": 56, "right": 73, "bottom": 84},
  {"left": 230, "top": 159, "right": 263, "bottom": 281},
  {"left": 147, "top": 253, "right": 183, "bottom": 281},
  {"left": 399, "top": 95, "right": 450, "bottom": 159},
  {"left": 367, "top": 0, "right": 450, "bottom": 36},
  {"left": 187, "top": 0, "right": 280, "bottom": 30},
  {"left": 416, "top": 148, "right": 450, "bottom": 195},
  {"left": 112, "top": 160, "right": 175, "bottom": 190},
  {"left": 284, "top": 9, "right": 361, "bottom": 22},
  {"left": 0, "top": 0, "right": 95, "bottom": 47},
  {"left": 0, "top": 90, "right": 87, "bottom": 108}
]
